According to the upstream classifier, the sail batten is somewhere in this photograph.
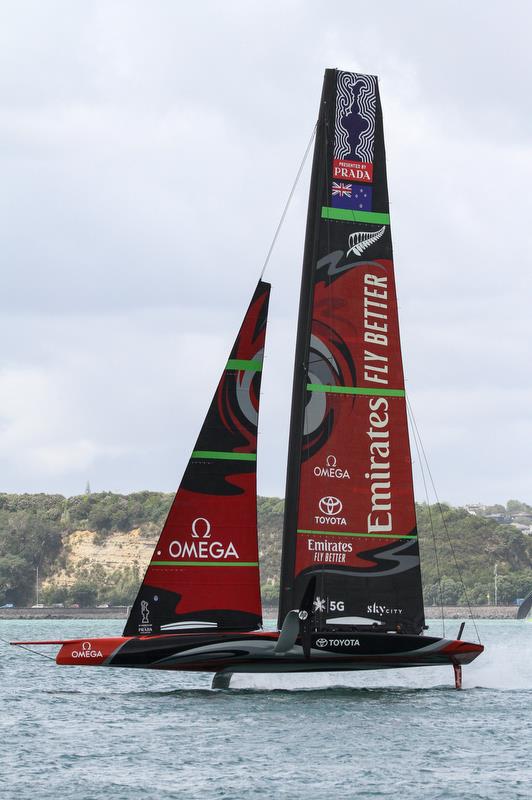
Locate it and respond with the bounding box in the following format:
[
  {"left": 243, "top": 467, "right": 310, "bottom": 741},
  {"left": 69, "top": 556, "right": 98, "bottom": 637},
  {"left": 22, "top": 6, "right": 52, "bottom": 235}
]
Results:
[{"left": 279, "top": 69, "right": 425, "bottom": 634}]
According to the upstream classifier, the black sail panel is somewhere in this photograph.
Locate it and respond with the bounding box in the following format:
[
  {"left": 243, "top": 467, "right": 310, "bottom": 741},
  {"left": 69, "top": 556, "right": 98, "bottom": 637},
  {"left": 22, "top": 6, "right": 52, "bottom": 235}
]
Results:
[{"left": 278, "top": 70, "right": 425, "bottom": 634}]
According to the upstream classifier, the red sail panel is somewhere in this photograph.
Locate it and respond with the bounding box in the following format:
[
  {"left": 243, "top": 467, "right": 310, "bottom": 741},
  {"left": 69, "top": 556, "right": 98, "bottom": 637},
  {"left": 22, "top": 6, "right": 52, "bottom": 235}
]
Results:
[
  {"left": 124, "top": 281, "right": 270, "bottom": 636},
  {"left": 279, "top": 70, "right": 424, "bottom": 634}
]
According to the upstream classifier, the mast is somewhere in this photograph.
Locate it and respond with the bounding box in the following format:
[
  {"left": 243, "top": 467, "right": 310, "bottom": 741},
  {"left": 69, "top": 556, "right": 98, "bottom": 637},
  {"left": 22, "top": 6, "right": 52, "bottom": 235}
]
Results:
[
  {"left": 278, "top": 69, "right": 425, "bottom": 635},
  {"left": 278, "top": 74, "right": 333, "bottom": 628}
]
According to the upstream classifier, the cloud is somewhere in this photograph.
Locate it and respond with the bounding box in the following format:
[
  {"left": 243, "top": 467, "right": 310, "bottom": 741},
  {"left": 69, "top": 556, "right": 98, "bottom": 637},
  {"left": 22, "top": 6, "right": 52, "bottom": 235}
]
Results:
[{"left": 0, "top": 0, "right": 531, "bottom": 504}]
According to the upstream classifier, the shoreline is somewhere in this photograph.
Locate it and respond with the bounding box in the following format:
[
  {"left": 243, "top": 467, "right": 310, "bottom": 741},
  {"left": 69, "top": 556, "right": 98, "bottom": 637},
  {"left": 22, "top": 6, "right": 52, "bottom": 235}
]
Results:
[{"left": 0, "top": 605, "right": 520, "bottom": 620}]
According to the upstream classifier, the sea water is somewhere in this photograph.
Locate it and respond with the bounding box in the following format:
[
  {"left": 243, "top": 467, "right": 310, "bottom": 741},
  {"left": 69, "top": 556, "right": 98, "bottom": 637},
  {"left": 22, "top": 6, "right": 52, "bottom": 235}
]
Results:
[{"left": 0, "top": 619, "right": 530, "bottom": 800}]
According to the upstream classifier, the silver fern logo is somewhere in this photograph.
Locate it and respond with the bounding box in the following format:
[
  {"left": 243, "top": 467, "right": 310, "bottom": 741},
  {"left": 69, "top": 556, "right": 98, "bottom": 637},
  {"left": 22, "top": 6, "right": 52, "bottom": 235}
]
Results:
[{"left": 347, "top": 225, "right": 386, "bottom": 257}]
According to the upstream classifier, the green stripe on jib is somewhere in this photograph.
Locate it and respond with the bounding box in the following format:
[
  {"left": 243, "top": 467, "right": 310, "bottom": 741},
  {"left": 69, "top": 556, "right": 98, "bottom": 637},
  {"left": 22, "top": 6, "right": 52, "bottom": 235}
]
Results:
[
  {"left": 307, "top": 384, "right": 405, "bottom": 397},
  {"left": 297, "top": 529, "right": 417, "bottom": 540},
  {"left": 191, "top": 450, "right": 256, "bottom": 461},
  {"left": 150, "top": 561, "right": 259, "bottom": 567},
  {"left": 321, "top": 207, "right": 390, "bottom": 225},
  {"left": 226, "top": 358, "right": 262, "bottom": 371}
]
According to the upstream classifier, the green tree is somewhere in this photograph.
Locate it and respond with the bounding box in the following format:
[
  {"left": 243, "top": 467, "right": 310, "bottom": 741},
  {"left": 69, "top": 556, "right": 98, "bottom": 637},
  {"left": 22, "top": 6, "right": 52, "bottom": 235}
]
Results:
[
  {"left": 68, "top": 579, "right": 98, "bottom": 607},
  {"left": 0, "top": 511, "right": 63, "bottom": 605}
]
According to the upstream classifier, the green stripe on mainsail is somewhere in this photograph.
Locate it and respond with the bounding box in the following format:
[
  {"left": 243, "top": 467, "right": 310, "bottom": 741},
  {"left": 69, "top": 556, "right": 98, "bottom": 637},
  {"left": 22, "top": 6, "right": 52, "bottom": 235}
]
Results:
[
  {"left": 226, "top": 358, "right": 262, "bottom": 371},
  {"left": 150, "top": 561, "right": 259, "bottom": 567},
  {"left": 306, "top": 384, "right": 405, "bottom": 397},
  {"left": 297, "top": 529, "right": 417, "bottom": 540},
  {"left": 191, "top": 451, "right": 256, "bottom": 461},
  {"left": 321, "top": 207, "right": 390, "bottom": 225}
]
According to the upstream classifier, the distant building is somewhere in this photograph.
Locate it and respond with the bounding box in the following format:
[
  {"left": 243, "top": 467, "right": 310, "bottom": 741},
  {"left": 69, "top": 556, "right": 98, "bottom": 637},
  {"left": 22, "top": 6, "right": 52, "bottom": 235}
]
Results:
[
  {"left": 511, "top": 522, "right": 532, "bottom": 535},
  {"left": 465, "top": 503, "right": 486, "bottom": 516}
]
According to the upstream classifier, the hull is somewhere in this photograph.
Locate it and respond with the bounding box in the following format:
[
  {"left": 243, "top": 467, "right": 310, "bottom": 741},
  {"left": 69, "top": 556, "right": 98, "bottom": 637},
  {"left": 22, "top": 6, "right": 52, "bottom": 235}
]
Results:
[{"left": 27, "top": 630, "right": 482, "bottom": 674}]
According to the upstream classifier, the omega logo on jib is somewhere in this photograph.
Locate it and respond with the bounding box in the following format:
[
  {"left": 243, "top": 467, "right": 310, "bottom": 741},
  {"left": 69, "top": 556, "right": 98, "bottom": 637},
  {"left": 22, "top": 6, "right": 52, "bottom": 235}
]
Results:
[{"left": 167, "top": 518, "right": 239, "bottom": 560}]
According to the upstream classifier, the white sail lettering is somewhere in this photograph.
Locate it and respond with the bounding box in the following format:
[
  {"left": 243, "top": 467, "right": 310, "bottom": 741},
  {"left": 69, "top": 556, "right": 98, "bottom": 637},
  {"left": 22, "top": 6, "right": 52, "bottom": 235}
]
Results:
[
  {"left": 369, "top": 410, "right": 389, "bottom": 428},
  {"left": 365, "top": 331, "right": 387, "bottom": 346},
  {"left": 363, "top": 273, "right": 389, "bottom": 354},
  {"left": 367, "top": 512, "right": 392, "bottom": 533},
  {"left": 225, "top": 542, "right": 239, "bottom": 558},
  {"left": 365, "top": 286, "right": 387, "bottom": 300},
  {"left": 169, "top": 541, "right": 182, "bottom": 558},
  {"left": 369, "top": 481, "right": 391, "bottom": 510},
  {"left": 370, "top": 441, "right": 390, "bottom": 459},
  {"left": 168, "top": 539, "right": 240, "bottom": 560},
  {"left": 210, "top": 541, "right": 224, "bottom": 558},
  {"left": 364, "top": 350, "right": 387, "bottom": 364},
  {"left": 364, "top": 274, "right": 387, "bottom": 289},
  {"left": 365, "top": 397, "right": 393, "bottom": 533}
]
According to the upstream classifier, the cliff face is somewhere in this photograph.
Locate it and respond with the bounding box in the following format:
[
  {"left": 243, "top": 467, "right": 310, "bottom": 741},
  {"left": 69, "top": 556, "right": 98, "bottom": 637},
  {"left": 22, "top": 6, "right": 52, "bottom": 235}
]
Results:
[
  {"left": 45, "top": 528, "right": 155, "bottom": 589},
  {"left": 2, "top": 492, "right": 532, "bottom": 608}
]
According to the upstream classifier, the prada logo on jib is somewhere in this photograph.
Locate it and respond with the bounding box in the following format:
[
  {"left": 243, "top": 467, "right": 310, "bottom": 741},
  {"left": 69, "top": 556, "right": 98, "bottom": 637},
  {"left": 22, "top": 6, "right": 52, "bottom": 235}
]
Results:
[{"left": 167, "top": 518, "right": 239, "bottom": 560}]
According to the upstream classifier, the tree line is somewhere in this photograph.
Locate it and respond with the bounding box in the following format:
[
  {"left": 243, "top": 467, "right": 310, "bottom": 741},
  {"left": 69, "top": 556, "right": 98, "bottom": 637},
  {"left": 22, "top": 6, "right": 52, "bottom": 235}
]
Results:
[{"left": 0, "top": 492, "right": 531, "bottom": 607}]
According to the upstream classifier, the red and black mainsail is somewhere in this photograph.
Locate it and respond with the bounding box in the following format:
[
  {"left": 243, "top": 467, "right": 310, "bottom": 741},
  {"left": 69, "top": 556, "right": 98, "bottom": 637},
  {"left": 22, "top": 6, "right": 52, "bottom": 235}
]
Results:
[
  {"left": 278, "top": 70, "right": 425, "bottom": 635},
  {"left": 124, "top": 280, "right": 270, "bottom": 636}
]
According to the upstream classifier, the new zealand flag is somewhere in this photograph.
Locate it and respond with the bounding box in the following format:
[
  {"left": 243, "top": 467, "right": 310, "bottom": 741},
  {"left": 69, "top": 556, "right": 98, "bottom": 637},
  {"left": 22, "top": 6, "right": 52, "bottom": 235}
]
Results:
[{"left": 331, "top": 182, "right": 372, "bottom": 211}]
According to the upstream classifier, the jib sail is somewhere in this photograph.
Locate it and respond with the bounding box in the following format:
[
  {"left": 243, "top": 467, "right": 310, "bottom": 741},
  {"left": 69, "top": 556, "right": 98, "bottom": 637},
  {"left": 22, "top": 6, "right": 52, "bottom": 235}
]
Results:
[
  {"left": 278, "top": 70, "right": 425, "bottom": 634},
  {"left": 124, "top": 280, "right": 270, "bottom": 636}
]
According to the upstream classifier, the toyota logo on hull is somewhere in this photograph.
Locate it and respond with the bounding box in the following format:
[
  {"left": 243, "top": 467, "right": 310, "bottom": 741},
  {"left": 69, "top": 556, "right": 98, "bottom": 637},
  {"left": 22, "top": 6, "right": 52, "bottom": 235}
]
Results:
[
  {"left": 315, "top": 637, "right": 360, "bottom": 648},
  {"left": 318, "top": 496, "right": 342, "bottom": 515}
]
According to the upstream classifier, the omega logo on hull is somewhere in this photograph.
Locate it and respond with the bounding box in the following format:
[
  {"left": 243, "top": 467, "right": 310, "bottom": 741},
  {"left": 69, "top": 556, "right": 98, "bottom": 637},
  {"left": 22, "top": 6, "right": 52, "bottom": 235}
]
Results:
[{"left": 71, "top": 641, "right": 103, "bottom": 659}]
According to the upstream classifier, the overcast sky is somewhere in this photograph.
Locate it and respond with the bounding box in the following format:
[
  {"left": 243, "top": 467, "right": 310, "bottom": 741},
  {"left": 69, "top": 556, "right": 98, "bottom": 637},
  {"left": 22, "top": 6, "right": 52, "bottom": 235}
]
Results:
[{"left": 1, "top": 0, "right": 531, "bottom": 505}]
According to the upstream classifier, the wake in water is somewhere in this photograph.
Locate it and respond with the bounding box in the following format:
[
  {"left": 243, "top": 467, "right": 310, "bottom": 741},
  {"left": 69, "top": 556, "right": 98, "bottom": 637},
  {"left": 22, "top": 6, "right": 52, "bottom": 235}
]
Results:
[
  {"left": 231, "top": 621, "right": 532, "bottom": 692},
  {"left": 465, "top": 622, "right": 532, "bottom": 690}
]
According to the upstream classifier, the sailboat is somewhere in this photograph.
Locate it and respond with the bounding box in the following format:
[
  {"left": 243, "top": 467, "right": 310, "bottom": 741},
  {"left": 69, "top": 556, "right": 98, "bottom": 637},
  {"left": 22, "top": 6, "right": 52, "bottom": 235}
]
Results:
[{"left": 13, "top": 69, "right": 483, "bottom": 688}]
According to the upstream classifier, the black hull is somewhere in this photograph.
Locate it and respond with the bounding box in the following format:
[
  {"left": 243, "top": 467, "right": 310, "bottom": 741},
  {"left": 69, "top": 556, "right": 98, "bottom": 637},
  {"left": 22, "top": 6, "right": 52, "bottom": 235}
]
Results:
[{"left": 51, "top": 630, "right": 483, "bottom": 674}]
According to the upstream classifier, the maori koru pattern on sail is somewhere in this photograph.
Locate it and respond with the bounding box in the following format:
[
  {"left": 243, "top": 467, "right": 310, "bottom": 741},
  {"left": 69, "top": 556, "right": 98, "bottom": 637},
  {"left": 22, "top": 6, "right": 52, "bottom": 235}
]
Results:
[{"left": 333, "top": 72, "right": 376, "bottom": 164}]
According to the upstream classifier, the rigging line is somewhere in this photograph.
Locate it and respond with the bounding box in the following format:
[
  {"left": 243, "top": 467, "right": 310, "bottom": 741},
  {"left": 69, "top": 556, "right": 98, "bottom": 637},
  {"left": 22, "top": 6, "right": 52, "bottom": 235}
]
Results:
[
  {"left": 406, "top": 397, "right": 481, "bottom": 645},
  {"left": 259, "top": 123, "right": 317, "bottom": 280},
  {"left": 0, "top": 637, "right": 56, "bottom": 661},
  {"left": 406, "top": 398, "right": 445, "bottom": 638}
]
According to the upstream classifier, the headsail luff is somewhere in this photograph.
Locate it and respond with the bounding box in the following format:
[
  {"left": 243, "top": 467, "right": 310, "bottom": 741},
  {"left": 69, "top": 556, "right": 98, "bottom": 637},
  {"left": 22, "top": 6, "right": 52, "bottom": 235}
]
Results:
[
  {"left": 278, "top": 70, "right": 425, "bottom": 634},
  {"left": 124, "top": 280, "right": 271, "bottom": 636}
]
